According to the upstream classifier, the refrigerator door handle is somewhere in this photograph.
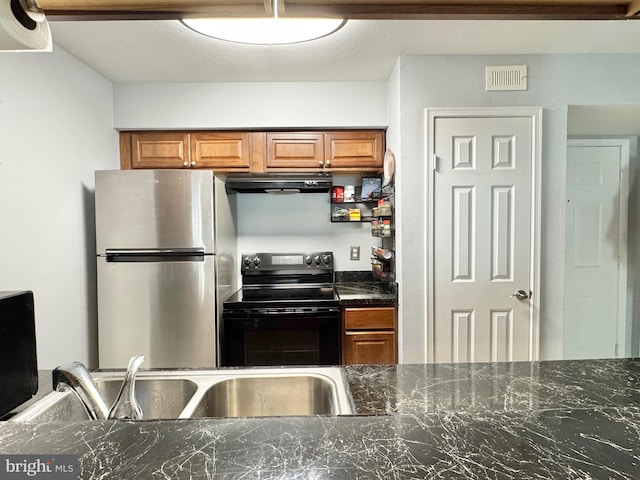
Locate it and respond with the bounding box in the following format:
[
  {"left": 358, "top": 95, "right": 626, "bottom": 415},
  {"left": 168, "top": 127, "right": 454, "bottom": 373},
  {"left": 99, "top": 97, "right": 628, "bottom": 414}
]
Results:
[{"left": 105, "top": 248, "right": 206, "bottom": 262}]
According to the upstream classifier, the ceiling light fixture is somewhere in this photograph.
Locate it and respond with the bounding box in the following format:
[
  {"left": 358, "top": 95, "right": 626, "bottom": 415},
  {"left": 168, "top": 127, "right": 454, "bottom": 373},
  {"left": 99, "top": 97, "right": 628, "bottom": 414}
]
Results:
[{"left": 181, "top": 0, "right": 346, "bottom": 45}]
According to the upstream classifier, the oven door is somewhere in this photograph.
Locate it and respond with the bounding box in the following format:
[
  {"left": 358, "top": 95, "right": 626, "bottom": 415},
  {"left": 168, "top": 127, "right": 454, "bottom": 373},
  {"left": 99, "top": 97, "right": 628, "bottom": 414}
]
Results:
[{"left": 221, "top": 307, "right": 341, "bottom": 367}]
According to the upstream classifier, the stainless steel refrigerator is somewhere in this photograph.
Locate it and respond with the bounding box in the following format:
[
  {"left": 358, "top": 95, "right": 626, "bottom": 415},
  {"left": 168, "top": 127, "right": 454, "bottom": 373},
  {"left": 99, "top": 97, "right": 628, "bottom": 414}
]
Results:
[{"left": 95, "top": 169, "right": 236, "bottom": 369}]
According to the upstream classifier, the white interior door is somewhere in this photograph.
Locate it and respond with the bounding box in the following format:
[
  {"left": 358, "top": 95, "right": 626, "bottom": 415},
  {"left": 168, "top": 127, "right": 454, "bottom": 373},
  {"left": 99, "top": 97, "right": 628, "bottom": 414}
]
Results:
[
  {"left": 427, "top": 108, "right": 541, "bottom": 364},
  {"left": 564, "top": 138, "right": 630, "bottom": 359}
]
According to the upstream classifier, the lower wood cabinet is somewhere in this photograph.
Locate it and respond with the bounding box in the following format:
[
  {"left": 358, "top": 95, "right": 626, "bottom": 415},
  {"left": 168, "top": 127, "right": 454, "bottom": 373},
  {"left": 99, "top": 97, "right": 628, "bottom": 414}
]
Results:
[{"left": 342, "top": 306, "right": 397, "bottom": 365}]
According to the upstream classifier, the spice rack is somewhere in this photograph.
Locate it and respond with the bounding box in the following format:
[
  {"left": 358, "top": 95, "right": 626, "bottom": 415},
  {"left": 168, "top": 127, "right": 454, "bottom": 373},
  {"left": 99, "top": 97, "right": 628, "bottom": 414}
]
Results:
[
  {"left": 329, "top": 177, "right": 395, "bottom": 281},
  {"left": 330, "top": 185, "right": 377, "bottom": 222},
  {"left": 369, "top": 181, "right": 395, "bottom": 281}
]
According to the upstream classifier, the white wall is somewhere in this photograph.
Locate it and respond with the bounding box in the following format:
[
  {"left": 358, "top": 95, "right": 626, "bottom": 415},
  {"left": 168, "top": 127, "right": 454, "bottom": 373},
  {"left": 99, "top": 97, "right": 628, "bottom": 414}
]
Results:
[
  {"left": 236, "top": 190, "right": 374, "bottom": 271},
  {"left": 113, "top": 82, "right": 387, "bottom": 129},
  {"left": 0, "top": 46, "right": 118, "bottom": 369},
  {"left": 394, "top": 53, "right": 640, "bottom": 362},
  {"left": 385, "top": 59, "right": 405, "bottom": 360}
]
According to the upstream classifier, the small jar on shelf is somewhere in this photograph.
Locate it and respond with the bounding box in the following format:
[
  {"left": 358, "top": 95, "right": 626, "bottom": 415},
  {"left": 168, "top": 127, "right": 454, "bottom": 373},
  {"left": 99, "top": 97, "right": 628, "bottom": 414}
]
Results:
[
  {"left": 371, "top": 219, "right": 380, "bottom": 236},
  {"left": 372, "top": 246, "right": 393, "bottom": 260},
  {"left": 371, "top": 257, "right": 393, "bottom": 281},
  {"left": 382, "top": 219, "right": 391, "bottom": 237},
  {"left": 371, "top": 219, "right": 391, "bottom": 237},
  {"left": 373, "top": 198, "right": 392, "bottom": 217}
]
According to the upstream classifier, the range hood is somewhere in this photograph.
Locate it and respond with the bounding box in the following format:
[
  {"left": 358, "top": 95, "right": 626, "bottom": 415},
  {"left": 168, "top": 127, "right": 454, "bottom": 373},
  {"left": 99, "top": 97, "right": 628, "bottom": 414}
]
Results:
[{"left": 225, "top": 173, "right": 332, "bottom": 194}]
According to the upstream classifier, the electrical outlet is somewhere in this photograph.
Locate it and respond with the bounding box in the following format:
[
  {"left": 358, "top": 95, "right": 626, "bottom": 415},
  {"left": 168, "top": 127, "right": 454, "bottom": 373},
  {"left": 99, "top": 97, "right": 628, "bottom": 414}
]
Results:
[{"left": 350, "top": 246, "right": 360, "bottom": 261}]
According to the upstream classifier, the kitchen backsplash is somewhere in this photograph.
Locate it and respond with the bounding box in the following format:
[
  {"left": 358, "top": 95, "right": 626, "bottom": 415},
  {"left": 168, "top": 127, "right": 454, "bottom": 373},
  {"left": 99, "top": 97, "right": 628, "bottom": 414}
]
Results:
[{"left": 236, "top": 180, "right": 376, "bottom": 271}]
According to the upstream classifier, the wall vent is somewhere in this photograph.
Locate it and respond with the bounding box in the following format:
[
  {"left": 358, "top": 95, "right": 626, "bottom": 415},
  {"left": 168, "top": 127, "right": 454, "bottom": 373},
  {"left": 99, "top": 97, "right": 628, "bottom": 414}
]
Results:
[{"left": 485, "top": 65, "right": 527, "bottom": 91}]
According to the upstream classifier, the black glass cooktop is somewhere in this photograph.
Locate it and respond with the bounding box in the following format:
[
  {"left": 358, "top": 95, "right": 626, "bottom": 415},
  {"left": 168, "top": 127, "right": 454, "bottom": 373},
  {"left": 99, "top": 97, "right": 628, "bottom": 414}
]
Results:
[{"left": 223, "top": 285, "right": 339, "bottom": 308}]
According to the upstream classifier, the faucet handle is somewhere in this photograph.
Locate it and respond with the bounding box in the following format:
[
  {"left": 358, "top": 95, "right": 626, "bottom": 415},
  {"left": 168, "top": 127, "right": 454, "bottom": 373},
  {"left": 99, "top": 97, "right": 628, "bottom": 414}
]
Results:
[{"left": 108, "top": 355, "right": 145, "bottom": 420}]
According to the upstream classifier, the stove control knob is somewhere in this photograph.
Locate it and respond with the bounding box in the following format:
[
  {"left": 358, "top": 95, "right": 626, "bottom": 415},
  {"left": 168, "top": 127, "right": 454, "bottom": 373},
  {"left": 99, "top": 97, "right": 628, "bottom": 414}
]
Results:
[
  {"left": 322, "top": 255, "right": 331, "bottom": 266},
  {"left": 304, "top": 255, "right": 313, "bottom": 266},
  {"left": 313, "top": 255, "right": 321, "bottom": 266},
  {"left": 243, "top": 256, "right": 252, "bottom": 267},
  {"left": 253, "top": 256, "right": 261, "bottom": 267}
]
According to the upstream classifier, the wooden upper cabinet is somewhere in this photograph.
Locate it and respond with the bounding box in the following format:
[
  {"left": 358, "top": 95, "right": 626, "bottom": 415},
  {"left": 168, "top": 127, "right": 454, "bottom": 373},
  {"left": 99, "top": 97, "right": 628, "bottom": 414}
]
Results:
[
  {"left": 130, "top": 132, "right": 190, "bottom": 169},
  {"left": 266, "top": 132, "right": 325, "bottom": 169},
  {"left": 190, "top": 132, "right": 251, "bottom": 169},
  {"left": 325, "top": 130, "right": 384, "bottom": 170},
  {"left": 121, "top": 129, "right": 386, "bottom": 172},
  {"left": 265, "top": 130, "right": 385, "bottom": 171},
  {"left": 122, "top": 131, "right": 255, "bottom": 171}
]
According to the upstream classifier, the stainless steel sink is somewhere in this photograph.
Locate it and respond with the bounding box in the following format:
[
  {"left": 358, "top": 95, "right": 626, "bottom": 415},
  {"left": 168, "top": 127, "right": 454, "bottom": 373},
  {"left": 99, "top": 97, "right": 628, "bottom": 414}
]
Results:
[
  {"left": 96, "top": 378, "right": 198, "bottom": 419},
  {"left": 188, "top": 374, "right": 339, "bottom": 418},
  {"left": 10, "top": 367, "right": 354, "bottom": 422}
]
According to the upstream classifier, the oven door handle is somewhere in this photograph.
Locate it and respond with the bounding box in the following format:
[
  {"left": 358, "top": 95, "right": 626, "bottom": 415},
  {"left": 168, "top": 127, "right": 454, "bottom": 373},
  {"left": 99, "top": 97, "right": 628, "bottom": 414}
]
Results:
[
  {"left": 225, "top": 307, "right": 340, "bottom": 316},
  {"left": 266, "top": 308, "right": 339, "bottom": 315}
]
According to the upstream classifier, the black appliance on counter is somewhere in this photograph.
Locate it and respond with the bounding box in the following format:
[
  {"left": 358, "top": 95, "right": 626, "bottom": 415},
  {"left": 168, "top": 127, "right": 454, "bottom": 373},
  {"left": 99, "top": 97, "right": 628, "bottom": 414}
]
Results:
[
  {"left": 221, "top": 252, "right": 340, "bottom": 367},
  {"left": 0, "top": 291, "right": 38, "bottom": 418}
]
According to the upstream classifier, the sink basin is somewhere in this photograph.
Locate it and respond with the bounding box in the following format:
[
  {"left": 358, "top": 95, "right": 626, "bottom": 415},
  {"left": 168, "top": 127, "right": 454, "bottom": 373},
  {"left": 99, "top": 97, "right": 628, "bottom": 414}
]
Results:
[
  {"left": 10, "top": 367, "right": 354, "bottom": 422},
  {"left": 96, "top": 378, "right": 198, "bottom": 419},
  {"left": 189, "top": 375, "right": 339, "bottom": 418}
]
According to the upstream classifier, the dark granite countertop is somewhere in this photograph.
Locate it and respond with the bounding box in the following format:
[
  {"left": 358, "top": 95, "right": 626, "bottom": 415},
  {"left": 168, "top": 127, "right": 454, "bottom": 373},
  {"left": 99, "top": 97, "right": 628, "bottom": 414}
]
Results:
[
  {"left": 336, "top": 282, "right": 397, "bottom": 305},
  {"left": 335, "top": 271, "right": 398, "bottom": 305},
  {"left": 2, "top": 359, "right": 640, "bottom": 479}
]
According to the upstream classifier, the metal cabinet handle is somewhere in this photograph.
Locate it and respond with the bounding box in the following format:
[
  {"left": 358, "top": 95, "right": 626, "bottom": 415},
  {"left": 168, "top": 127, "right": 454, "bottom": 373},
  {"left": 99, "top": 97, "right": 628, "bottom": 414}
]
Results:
[
  {"left": 191, "top": 161, "right": 196, "bottom": 166},
  {"left": 183, "top": 161, "right": 189, "bottom": 167},
  {"left": 318, "top": 160, "right": 324, "bottom": 166},
  {"left": 510, "top": 289, "right": 529, "bottom": 300},
  {"left": 326, "top": 159, "right": 331, "bottom": 166}
]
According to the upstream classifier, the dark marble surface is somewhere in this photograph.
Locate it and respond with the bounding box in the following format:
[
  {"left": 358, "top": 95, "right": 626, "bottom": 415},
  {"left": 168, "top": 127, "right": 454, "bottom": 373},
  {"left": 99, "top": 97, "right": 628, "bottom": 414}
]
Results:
[
  {"left": 335, "top": 272, "right": 397, "bottom": 305},
  {"left": 2, "top": 359, "right": 640, "bottom": 479}
]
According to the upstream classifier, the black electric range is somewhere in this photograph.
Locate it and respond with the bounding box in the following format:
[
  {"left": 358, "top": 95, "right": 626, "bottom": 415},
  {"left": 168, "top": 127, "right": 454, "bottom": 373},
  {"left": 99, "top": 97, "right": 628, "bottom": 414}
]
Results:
[{"left": 221, "top": 252, "right": 341, "bottom": 366}]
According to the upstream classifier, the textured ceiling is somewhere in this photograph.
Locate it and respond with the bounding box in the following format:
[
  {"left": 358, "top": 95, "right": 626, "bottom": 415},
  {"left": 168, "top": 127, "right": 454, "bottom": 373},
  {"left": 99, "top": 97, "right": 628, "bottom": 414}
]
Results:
[{"left": 49, "top": 19, "right": 640, "bottom": 83}]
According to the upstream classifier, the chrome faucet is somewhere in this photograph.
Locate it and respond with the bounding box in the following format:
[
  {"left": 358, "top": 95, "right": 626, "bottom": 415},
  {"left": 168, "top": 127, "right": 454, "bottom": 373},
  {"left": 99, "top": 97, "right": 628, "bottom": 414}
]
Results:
[
  {"left": 52, "top": 354, "right": 145, "bottom": 420},
  {"left": 108, "top": 354, "right": 145, "bottom": 420}
]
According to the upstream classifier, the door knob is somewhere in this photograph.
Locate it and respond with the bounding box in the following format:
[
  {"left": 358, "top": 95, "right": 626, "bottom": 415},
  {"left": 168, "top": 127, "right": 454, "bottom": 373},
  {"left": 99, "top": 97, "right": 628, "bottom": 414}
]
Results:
[{"left": 510, "top": 289, "right": 529, "bottom": 300}]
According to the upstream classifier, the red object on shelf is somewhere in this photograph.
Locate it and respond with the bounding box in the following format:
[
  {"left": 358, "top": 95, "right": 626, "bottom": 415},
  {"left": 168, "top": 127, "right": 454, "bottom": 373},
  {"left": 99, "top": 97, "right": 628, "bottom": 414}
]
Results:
[{"left": 331, "top": 186, "right": 344, "bottom": 202}]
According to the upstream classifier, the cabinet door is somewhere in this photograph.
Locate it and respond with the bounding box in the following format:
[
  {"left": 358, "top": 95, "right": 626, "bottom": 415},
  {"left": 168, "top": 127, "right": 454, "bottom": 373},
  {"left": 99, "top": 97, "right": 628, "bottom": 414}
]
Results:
[
  {"left": 343, "top": 331, "right": 397, "bottom": 365},
  {"left": 131, "top": 132, "right": 190, "bottom": 169},
  {"left": 325, "top": 130, "right": 384, "bottom": 170},
  {"left": 191, "top": 132, "right": 251, "bottom": 170},
  {"left": 266, "top": 132, "right": 325, "bottom": 169}
]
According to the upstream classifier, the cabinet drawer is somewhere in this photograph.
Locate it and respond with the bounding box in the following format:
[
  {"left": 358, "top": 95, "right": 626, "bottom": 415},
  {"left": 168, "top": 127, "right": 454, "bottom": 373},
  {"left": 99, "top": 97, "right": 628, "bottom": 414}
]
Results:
[{"left": 344, "top": 307, "right": 395, "bottom": 330}]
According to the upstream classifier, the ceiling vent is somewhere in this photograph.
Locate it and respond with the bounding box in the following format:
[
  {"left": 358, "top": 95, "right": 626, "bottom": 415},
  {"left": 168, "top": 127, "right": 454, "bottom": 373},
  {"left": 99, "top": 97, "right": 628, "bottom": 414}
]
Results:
[{"left": 485, "top": 65, "right": 527, "bottom": 91}]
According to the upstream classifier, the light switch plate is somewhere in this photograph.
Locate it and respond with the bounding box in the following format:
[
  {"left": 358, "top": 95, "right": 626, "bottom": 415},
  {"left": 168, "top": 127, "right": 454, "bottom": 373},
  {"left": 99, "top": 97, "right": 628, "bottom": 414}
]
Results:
[{"left": 350, "top": 246, "right": 360, "bottom": 261}]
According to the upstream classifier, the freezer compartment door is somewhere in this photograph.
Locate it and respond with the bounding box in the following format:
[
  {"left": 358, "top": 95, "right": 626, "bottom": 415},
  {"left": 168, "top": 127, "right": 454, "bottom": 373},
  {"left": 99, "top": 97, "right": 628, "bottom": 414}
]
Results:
[
  {"left": 95, "top": 170, "right": 214, "bottom": 253},
  {"left": 97, "top": 255, "right": 216, "bottom": 369}
]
